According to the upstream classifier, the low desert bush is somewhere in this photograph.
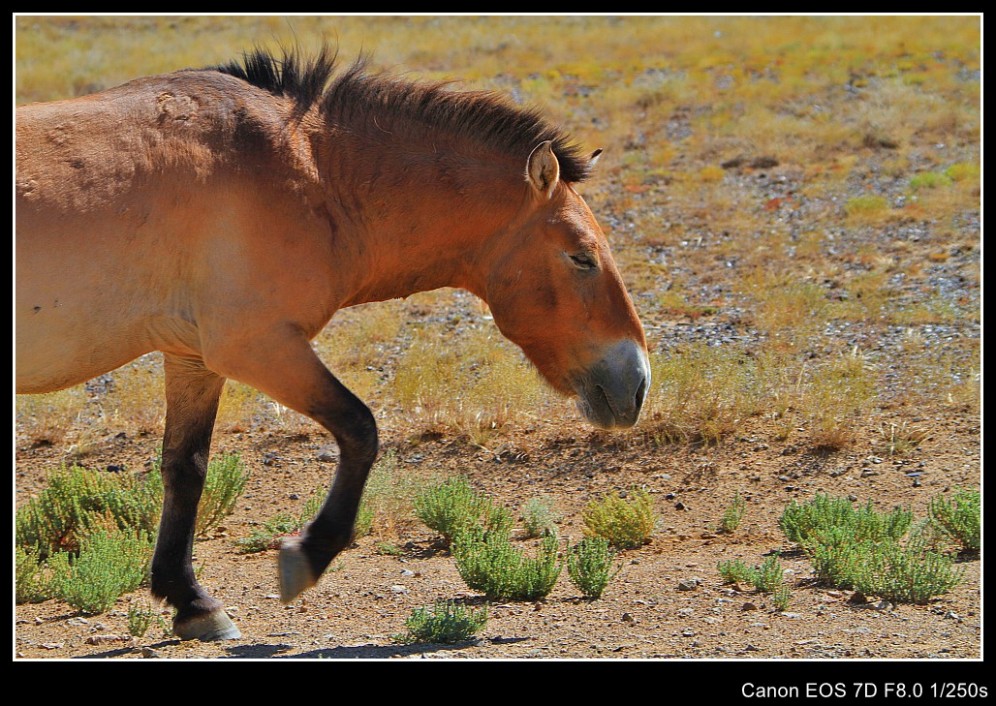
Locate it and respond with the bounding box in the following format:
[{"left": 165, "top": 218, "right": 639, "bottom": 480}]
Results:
[
  {"left": 452, "top": 529, "right": 562, "bottom": 601},
  {"left": 566, "top": 536, "right": 621, "bottom": 599},
  {"left": 46, "top": 530, "right": 154, "bottom": 614},
  {"left": 928, "top": 488, "right": 980, "bottom": 554},
  {"left": 414, "top": 476, "right": 512, "bottom": 547},
  {"left": 395, "top": 601, "right": 488, "bottom": 644},
  {"left": 582, "top": 487, "right": 657, "bottom": 549}
]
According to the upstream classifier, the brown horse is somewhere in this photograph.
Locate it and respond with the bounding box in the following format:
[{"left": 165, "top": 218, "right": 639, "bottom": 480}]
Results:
[{"left": 15, "top": 47, "right": 649, "bottom": 641}]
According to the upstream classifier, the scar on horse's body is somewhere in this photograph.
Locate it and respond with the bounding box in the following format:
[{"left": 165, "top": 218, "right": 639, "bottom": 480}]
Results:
[{"left": 15, "top": 47, "right": 650, "bottom": 641}]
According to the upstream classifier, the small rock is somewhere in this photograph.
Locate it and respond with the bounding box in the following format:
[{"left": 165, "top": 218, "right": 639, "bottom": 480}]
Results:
[
  {"left": 847, "top": 494, "right": 858, "bottom": 502},
  {"left": 390, "top": 584, "right": 408, "bottom": 594},
  {"left": 677, "top": 578, "right": 700, "bottom": 591},
  {"left": 40, "top": 643, "right": 64, "bottom": 650},
  {"left": 674, "top": 501, "right": 686, "bottom": 510},
  {"left": 741, "top": 602, "right": 758, "bottom": 612},
  {"left": 66, "top": 617, "right": 89, "bottom": 626},
  {"left": 743, "top": 644, "right": 761, "bottom": 651},
  {"left": 264, "top": 593, "right": 281, "bottom": 600},
  {"left": 400, "top": 569, "right": 416, "bottom": 577},
  {"left": 141, "top": 647, "right": 162, "bottom": 658},
  {"left": 681, "top": 628, "right": 695, "bottom": 637},
  {"left": 288, "top": 493, "right": 300, "bottom": 500},
  {"left": 621, "top": 612, "right": 636, "bottom": 623},
  {"left": 316, "top": 449, "right": 337, "bottom": 462},
  {"left": 85, "top": 634, "right": 127, "bottom": 645},
  {"left": 779, "top": 612, "right": 804, "bottom": 619}
]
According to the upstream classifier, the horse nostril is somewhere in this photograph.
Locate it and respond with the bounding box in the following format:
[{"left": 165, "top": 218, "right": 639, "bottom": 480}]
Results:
[{"left": 634, "top": 376, "right": 648, "bottom": 411}]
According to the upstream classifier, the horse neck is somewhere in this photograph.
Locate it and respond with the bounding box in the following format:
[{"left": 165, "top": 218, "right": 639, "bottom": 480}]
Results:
[{"left": 323, "top": 138, "right": 526, "bottom": 307}]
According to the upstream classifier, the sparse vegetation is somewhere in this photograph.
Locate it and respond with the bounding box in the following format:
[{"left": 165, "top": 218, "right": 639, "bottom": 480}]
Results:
[
  {"left": 46, "top": 530, "right": 154, "bottom": 614},
  {"left": 567, "top": 537, "right": 622, "bottom": 599},
  {"left": 519, "top": 497, "right": 560, "bottom": 539},
  {"left": 717, "top": 554, "right": 785, "bottom": 594},
  {"left": 414, "top": 476, "right": 512, "bottom": 547},
  {"left": 582, "top": 488, "right": 657, "bottom": 549},
  {"left": 192, "top": 453, "right": 250, "bottom": 536},
  {"left": 452, "top": 530, "right": 562, "bottom": 602},
  {"left": 719, "top": 492, "right": 747, "bottom": 533},
  {"left": 395, "top": 601, "right": 488, "bottom": 645},
  {"left": 929, "top": 488, "right": 981, "bottom": 554},
  {"left": 781, "top": 494, "right": 966, "bottom": 604}
]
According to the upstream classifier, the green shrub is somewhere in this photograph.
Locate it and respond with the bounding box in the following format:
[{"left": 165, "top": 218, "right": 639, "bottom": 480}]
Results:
[
  {"left": 751, "top": 553, "right": 785, "bottom": 593},
  {"left": 127, "top": 601, "right": 157, "bottom": 638},
  {"left": 15, "top": 545, "right": 52, "bottom": 604},
  {"left": 812, "top": 534, "right": 962, "bottom": 604},
  {"left": 780, "top": 494, "right": 912, "bottom": 547},
  {"left": 566, "top": 537, "right": 621, "bottom": 599},
  {"left": 414, "top": 476, "right": 512, "bottom": 547},
  {"left": 236, "top": 491, "right": 323, "bottom": 554},
  {"left": 520, "top": 497, "right": 559, "bottom": 539},
  {"left": 582, "top": 487, "right": 657, "bottom": 549},
  {"left": 717, "top": 554, "right": 784, "bottom": 593},
  {"left": 15, "top": 464, "right": 162, "bottom": 558},
  {"left": 194, "top": 452, "right": 250, "bottom": 536},
  {"left": 47, "top": 530, "right": 154, "bottom": 614},
  {"left": 720, "top": 492, "right": 746, "bottom": 533},
  {"left": 929, "top": 488, "right": 980, "bottom": 553},
  {"left": 717, "top": 558, "right": 756, "bottom": 585},
  {"left": 452, "top": 530, "right": 562, "bottom": 601},
  {"left": 772, "top": 586, "right": 792, "bottom": 612},
  {"left": 785, "top": 494, "right": 965, "bottom": 604},
  {"left": 395, "top": 601, "right": 488, "bottom": 644}
]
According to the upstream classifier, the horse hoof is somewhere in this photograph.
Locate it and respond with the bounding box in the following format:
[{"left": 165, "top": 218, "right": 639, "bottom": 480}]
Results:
[
  {"left": 279, "top": 536, "right": 318, "bottom": 603},
  {"left": 173, "top": 609, "right": 241, "bottom": 641}
]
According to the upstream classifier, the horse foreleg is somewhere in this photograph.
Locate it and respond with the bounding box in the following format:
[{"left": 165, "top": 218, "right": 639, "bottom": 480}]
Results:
[
  {"left": 212, "top": 333, "right": 378, "bottom": 604},
  {"left": 150, "top": 355, "right": 240, "bottom": 641}
]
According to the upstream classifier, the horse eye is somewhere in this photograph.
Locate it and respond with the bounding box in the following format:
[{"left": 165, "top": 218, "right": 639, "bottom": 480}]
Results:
[{"left": 569, "top": 252, "right": 597, "bottom": 270}]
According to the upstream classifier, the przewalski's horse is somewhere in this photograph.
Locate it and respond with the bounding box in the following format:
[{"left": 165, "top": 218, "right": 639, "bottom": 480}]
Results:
[{"left": 15, "top": 47, "right": 650, "bottom": 641}]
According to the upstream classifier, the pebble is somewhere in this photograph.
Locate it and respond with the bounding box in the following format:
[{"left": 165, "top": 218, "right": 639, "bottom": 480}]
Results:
[
  {"left": 41, "top": 643, "right": 64, "bottom": 650},
  {"left": 67, "top": 617, "right": 89, "bottom": 626},
  {"left": 741, "top": 602, "right": 758, "bottom": 611},
  {"left": 85, "top": 634, "right": 127, "bottom": 645},
  {"left": 390, "top": 584, "right": 408, "bottom": 594},
  {"left": 141, "top": 647, "right": 162, "bottom": 658},
  {"left": 400, "top": 569, "right": 416, "bottom": 577},
  {"left": 677, "top": 578, "right": 700, "bottom": 591},
  {"left": 621, "top": 612, "right": 636, "bottom": 623},
  {"left": 317, "top": 449, "right": 337, "bottom": 462}
]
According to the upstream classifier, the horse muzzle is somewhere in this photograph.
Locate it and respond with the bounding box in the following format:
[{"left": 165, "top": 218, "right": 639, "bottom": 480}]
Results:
[{"left": 573, "top": 339, "right": 650, "bottom": 429}]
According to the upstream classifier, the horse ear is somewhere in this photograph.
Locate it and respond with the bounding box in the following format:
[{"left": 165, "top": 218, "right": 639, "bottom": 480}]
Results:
[
  {"left": 590, "top": 148, "right": 603, "bottom": 166},
  {"left": 526, "top": 140, "right": 560, "bottom": 199}
]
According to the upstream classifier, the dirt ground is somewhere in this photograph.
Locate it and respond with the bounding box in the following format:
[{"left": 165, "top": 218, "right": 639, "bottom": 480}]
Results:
[
  {"left": 14, "top": 385, "right": 982, "bottom": 665},
  {"left": 13, "top": 17, "right": 982, "bottom": 682}
]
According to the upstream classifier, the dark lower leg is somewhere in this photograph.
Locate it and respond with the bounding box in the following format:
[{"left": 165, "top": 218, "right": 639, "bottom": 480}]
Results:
[{"left": 149, "top": 356, "right": 236, "bottom": 639}]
